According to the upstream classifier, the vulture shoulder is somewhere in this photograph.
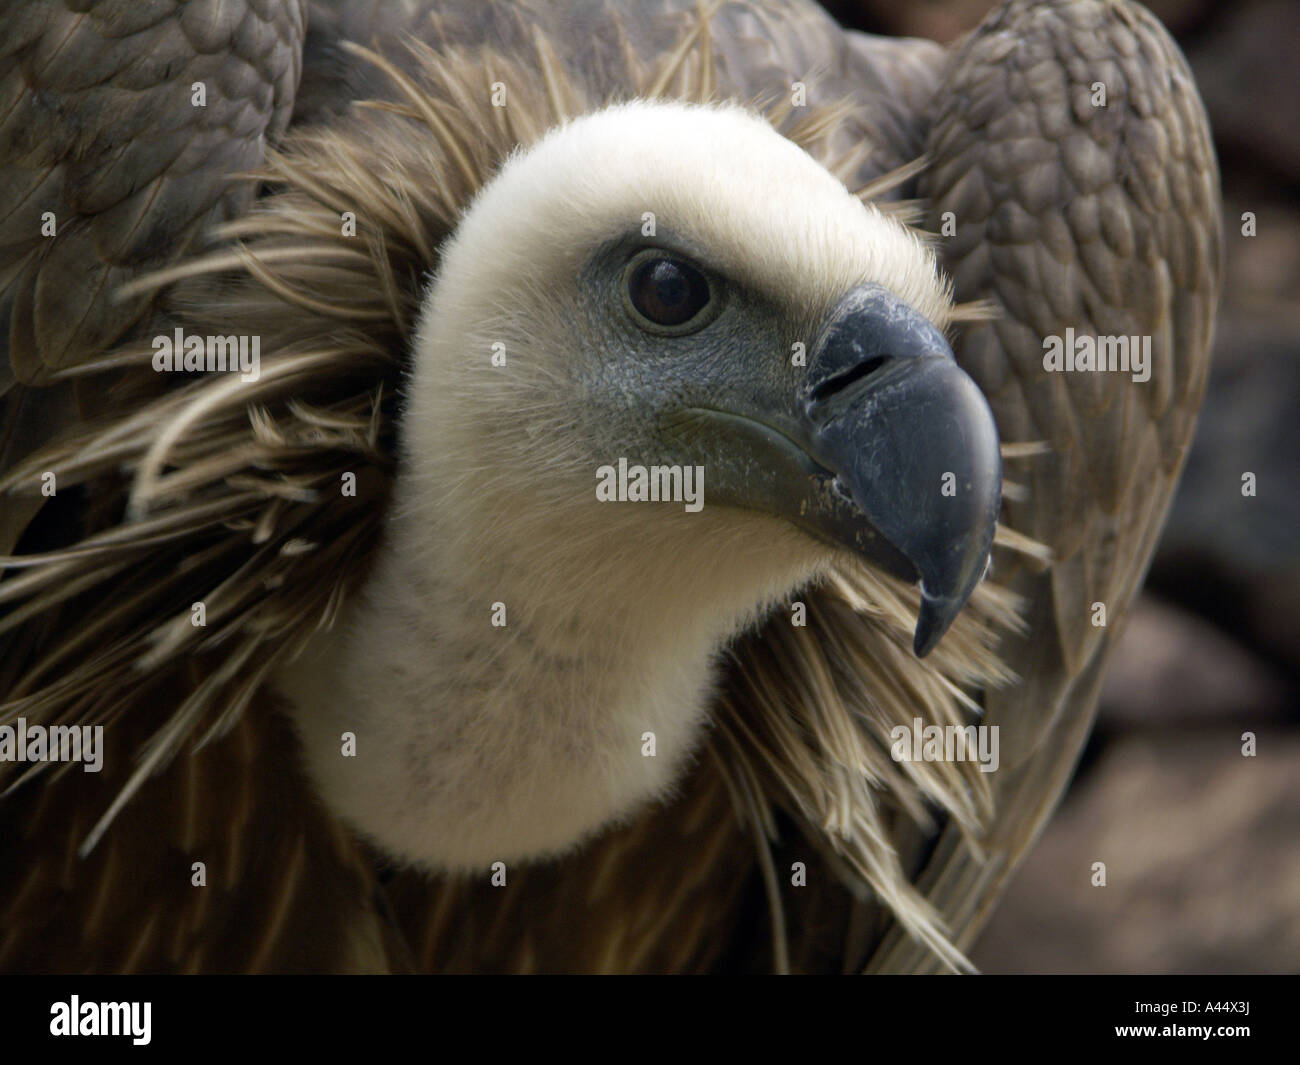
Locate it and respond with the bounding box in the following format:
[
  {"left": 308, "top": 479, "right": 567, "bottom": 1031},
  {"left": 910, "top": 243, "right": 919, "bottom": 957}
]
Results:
[
  {"left": 0, "top": 2, "right": 306, "bottom": 558},
  {"left": 0, "top": 0, "right": 1219, "bottom": 974},
  {"left": 877, "top": 0, "right": 1220, "bottom": 970}
]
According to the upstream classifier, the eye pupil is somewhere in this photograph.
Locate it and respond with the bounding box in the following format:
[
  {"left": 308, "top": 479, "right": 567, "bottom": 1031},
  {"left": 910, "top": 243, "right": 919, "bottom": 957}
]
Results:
[{"left": 628, "top": 256, "right": 711, "bottom": 328}]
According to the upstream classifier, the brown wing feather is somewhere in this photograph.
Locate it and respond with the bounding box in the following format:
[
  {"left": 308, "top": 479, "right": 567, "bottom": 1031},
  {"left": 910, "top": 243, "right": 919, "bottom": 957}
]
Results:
[
  {"left": 0, "top": 0, "right": 306, "bottom": 378},
  {"left": 0, "top": 684, "right": 399, "bottom": 973}
]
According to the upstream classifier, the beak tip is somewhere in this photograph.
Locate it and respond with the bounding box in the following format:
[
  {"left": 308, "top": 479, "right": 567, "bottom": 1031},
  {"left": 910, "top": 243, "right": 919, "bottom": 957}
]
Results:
[
  {"left": 911, "top": 536, "right": 996, "bottom": 657},
  {"left": 912, "top": 598, "right": 948, "bottom": 658}
]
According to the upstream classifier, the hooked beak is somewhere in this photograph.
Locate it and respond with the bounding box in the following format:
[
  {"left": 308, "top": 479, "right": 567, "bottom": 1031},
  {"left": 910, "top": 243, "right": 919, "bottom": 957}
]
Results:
[
  {"left": 798, "top": 285, "right": 1001, "bottom": 655},
  {"left": 679, "top": 284, "right": 1001, "bottom": 656}
]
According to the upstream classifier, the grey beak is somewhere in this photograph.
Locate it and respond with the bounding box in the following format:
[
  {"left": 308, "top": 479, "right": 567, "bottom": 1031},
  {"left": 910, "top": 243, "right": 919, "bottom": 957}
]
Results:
[{"left": 798, "top": 285, "right": 1001, "bottom": 655}]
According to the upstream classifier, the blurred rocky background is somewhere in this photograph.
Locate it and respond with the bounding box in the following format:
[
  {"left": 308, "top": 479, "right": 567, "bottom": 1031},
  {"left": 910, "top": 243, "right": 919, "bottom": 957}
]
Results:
[{"left": 821, "top": 0, "right": 1300, "bottom": 973}]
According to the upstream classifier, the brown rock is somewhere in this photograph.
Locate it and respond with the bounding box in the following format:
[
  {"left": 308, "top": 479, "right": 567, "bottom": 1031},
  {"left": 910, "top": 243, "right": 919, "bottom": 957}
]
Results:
[
  {"left": 972, "top": 733, "right": 1300, "bottom": 972},
  {"left": 1100, "top": 597, "right": 1289, "bottom": 727}
]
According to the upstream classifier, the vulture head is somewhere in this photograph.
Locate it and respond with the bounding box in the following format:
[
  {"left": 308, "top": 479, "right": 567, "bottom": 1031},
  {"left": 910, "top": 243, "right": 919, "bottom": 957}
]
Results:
[{"left": 275, "top": 99, "right": 1001, "bottom": 872}]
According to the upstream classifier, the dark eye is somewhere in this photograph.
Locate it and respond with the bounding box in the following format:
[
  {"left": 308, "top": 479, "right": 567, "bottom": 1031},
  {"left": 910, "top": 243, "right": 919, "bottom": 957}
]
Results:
[{"left": 624, "top": 251, "right": 715, "bottom": 333}]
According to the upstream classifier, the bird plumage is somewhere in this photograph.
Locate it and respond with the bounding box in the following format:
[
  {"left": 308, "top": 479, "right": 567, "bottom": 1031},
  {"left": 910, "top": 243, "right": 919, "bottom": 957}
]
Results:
[{"left": 0, "top": 0, "right": 1220, "bottom": 973}]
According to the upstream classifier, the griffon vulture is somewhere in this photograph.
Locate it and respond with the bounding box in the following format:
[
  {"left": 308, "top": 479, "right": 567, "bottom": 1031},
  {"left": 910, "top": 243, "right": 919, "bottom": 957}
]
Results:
[{"left": 0, "top": 0, "right": 1220, "bottom": 973}]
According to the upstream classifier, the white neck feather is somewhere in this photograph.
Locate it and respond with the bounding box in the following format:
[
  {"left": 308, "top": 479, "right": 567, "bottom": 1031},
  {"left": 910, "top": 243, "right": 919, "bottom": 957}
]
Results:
[{"left": 276, "top": 447, "right": 827, "bottom": 871}]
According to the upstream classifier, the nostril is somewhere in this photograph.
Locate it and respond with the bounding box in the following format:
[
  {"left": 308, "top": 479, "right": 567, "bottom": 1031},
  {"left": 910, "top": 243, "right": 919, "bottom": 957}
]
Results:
[{"left": 808, "top": 354, "right": 890, "bottom": 405}]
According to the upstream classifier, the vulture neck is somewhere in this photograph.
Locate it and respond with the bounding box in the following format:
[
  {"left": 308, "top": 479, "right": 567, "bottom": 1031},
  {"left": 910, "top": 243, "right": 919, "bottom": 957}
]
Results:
[{"left": 277, "top": 476, "right": 818, "bottom": 871}]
